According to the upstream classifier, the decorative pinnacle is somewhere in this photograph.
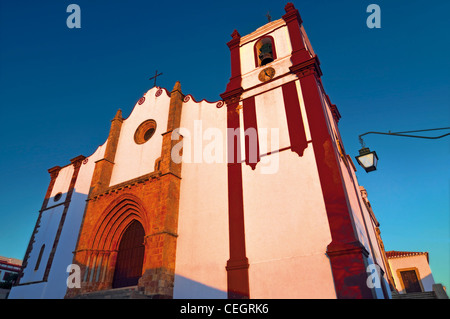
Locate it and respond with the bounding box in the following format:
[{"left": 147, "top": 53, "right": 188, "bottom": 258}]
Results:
[
  {"left": 231, "top": 29, "right": 241, "bottom": 39},
  {"left": 285, "top": 2, "right": 295, "bottom": 12},
  {"left": 172, "top": 81, "right": 182, "bottom": 93},
  {"left": 113, "top": 109, "right": 123, "bottom": 121}
]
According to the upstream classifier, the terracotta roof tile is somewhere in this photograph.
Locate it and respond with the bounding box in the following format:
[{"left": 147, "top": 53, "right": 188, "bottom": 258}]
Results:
[{"left": 385, "top": 250, "right": 429, "bottom": 262}]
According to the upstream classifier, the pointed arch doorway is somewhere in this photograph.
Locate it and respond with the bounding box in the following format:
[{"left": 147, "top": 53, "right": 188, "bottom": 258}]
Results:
[{"left": 112, "top": 220, "right": 145, "bottom": 288}]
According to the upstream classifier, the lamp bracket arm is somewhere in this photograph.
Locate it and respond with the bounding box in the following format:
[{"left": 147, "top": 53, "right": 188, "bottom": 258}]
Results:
[{"left": 358, "top": 127, "right": 450, "bottom": 147}]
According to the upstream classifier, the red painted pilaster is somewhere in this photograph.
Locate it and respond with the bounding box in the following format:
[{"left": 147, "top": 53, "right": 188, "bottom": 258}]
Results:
[
  {"left": 300, "top": 65, "right": 374, "bottom": 299},
  {"left": 283, "top": 3, "right": 375, "bottom": 299},
  {"left": 226, "top": 103, "right": 250, "bottom": 299},
  {"left": 220, "top": 29, "right": 250, "bottom": 299},
  {"left": 282, "top": 2, "right": 311, "bottom": 65},
  {"left": 225, "top": 30, "right": 243, "bottom": 93},
  {"left": 242, "top": 96, "right": 260, "bottom": 169},
  {"left": 281, "top": 81, "right": 308, "bottom": 157}
]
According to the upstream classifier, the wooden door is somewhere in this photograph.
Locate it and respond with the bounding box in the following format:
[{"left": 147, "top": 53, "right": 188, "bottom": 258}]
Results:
[
  {"left": 400, "top": 270, "right": 422, "bottom": 293},
  {"left": 112, "top": 221, "right": 145, "bottom": 288}
]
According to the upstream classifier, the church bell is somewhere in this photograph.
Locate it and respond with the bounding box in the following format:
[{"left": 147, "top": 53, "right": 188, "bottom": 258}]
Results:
[{"left": 259, "top": 42, "right": 274, "bottom": 66}]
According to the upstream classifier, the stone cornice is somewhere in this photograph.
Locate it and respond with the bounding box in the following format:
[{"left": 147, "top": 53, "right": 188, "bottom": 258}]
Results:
[
  {"left": 240, "top": 19, "right": 286, "bottom": 46},
  {"left": 88, "top": 171, "right": 161, "bottom": 201}
]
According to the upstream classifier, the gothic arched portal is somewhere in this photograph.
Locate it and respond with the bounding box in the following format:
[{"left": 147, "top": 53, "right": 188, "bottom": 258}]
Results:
[{"left": 112, "top": 220, "right": 145, "bottom": 288}]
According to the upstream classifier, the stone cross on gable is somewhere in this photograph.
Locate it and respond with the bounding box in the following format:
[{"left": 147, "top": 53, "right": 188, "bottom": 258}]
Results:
[{"left": 149, "top": 70, "right": 163, "bottom": 87}]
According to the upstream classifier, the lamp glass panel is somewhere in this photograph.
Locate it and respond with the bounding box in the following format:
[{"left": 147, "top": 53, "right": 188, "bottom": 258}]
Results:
[{"left": 358, "top": 153, "right": 374, "bottom": 168}]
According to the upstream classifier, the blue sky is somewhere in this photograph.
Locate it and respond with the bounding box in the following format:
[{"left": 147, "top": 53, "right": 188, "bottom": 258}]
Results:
[{"left": 0, "top": 0, "right": 449, "bottom": 291}]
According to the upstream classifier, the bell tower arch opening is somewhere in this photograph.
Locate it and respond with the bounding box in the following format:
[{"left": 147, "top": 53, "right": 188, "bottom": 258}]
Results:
[{"left": 254, "top": 36, "right": 276, "bottom": 67}]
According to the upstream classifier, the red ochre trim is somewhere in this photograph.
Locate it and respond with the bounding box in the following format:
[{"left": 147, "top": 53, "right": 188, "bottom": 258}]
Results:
[
  {"left": 242, "top": 96, "right": 260, "bottom": 169},
  {"left": 223, "top": 30, "right": 243, "bottom": 95},
  {"left": 154, "top": 87, "right": 171, "bottom": 98},
  {"left": 301, "top": 73, "right": 374, "bottom": 298},
  {"left": 299, "top": 68, "right": 374, "bottom": 299},
  {"left": 283, "top": 2, "right": 375, "bottom": 299},
  {"left": 281, "top": 81, "right": 308, "bottom": 157},
  {"left": 182, "top": 93, "right": 223, "bottom": 105},
  {"left": 282, "top": 3, "right": 311, "bottom": 66},
  {"left": 226, "top": 102, "right": 250, "bottom": 299},
  {"left": 220, "top": 28, "right": 249, "bottom": 299}
]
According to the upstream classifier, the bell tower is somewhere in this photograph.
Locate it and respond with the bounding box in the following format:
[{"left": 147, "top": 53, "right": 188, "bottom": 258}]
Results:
[{"left": 220, "top": 3, "right": 379, "bottom": 299}]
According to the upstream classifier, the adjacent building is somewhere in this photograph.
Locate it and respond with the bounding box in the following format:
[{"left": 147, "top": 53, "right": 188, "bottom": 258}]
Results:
[{"left": 0, "top": 256, "right": 22, "bottom": 284}]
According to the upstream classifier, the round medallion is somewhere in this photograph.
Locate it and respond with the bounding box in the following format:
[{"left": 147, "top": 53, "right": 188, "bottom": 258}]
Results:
[
  {"left": 134, "top": 120, "right": 157, "bottom": 144},
  {"left": 258, "top": 67, "right": 276, "bottom": 82},
  {"left": 216, "top": 101, "right": 224, "bottom": 108}
]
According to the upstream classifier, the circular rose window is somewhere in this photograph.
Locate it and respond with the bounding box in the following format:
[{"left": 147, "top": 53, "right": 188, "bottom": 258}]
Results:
[{"left": 134, "top": 120, "right": 157, "bottom": 144}]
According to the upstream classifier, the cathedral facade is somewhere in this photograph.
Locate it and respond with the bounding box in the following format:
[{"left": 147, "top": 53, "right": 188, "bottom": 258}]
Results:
[{"left": 9, "top": 3, "right": 392, "bottom": 299}]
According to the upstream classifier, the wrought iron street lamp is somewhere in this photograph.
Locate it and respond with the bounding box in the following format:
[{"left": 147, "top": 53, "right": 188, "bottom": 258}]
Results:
[
  {"left": 355, "top": 147, "right": 379, "bottom": 172},
  {"left": 356, "top": 127, "right": 450, "bottom": 173}
]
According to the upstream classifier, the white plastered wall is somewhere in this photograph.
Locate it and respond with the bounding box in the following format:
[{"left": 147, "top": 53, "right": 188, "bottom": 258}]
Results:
[
  {"left": 17, "top": 164, "right": 74, "bottom": 287},
  {"left": 174, "top": 97, "right": 229, "bottom": 299},
  {"left": 242, "top": 148, "right": 336, "bottom": 298},
  {"left": 9, "top": 143, "right": 106, "bottom": 299},
  {"left": 240, "top": 80, "right": 336, "bottom": 298},
  {"left": 41, "top": 143, "right": 105, "bottom": 298},
  {"left": 109, "top": 87, "right": 170, "bottom": 186}
]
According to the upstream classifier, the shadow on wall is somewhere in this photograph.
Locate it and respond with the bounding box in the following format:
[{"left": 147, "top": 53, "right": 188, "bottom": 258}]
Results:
[
  {"left": 173, "top": 274, "right": 227, "bottom": 299},
  {"left": 10, "top": 191, "right": 88, "bottom": 299}
]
